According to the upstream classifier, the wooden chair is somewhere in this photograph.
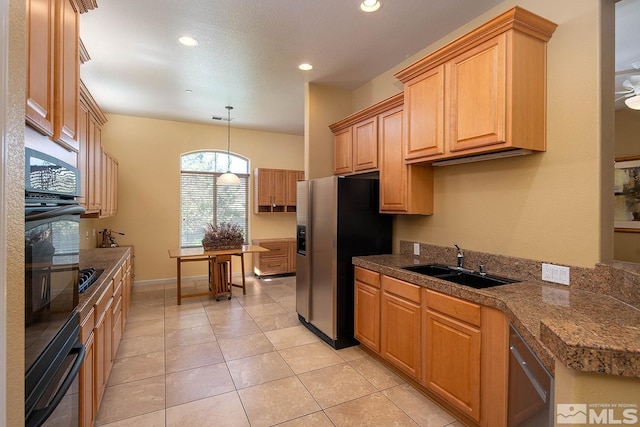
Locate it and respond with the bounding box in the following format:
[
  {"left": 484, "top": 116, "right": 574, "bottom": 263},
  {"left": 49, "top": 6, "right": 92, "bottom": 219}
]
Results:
[{"left": 210, "top": 255, "right": 233, "bottom": 300}]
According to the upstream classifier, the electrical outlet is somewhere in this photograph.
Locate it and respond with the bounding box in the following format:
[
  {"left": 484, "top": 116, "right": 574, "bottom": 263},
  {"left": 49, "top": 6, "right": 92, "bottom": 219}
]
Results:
[
  {"left": 92, "top": 229, "right": 96, "bottom": 237},
  {"left": 541, "top": 263, "right": 570, "bottom": 285},
  {"left": 413, "top": 243, "right": 420, "bottom": 255},
  {"left": 85, "top": 231, "right": 89, "bottom": 239}
]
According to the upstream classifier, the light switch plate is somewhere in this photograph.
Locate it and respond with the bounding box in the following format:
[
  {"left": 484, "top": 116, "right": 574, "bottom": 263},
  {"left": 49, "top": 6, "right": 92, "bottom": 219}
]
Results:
[
  {"left": 413, "top": 243, "right": 420, "bottom": 255},
  {"left": 541, "top": 263, "right": 570, "bottom": 285}
]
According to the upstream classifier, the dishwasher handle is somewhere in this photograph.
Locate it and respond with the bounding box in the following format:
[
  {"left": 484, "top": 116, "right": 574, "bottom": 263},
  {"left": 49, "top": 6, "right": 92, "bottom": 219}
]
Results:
[{"left": 510, "top": 343, "right": 547, "bottom": 403}]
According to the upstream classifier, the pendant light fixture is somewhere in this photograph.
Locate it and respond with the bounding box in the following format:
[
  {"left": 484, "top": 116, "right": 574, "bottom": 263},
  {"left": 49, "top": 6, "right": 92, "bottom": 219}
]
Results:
[{"left": 217, "top": 106, "right": 241, "bottom": 185}]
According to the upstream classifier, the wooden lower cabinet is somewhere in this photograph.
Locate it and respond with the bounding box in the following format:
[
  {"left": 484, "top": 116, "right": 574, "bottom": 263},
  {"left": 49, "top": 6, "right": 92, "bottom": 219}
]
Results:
[
  {"left": 79, "top": 309, "right": 95, "bottom": 427},
  {"left": 78, "top": 251, "right": 133, "bottom": 426},
  {"left": 353, "top": 269, "right": 508, "bottom": 427},
  {"left": 424, "top": 307, "right": 481, "bottom": 421},
  {"left": 354, "top": 267, "right": 381, "bottom": 352},
  {"left": 252, "top": 238, "right": 296, "bottom": 276},
  {"left": 94, "top": 295, "right": 113, "bottom": 407},
  {"left": 380, "top": 275, "right": 422, "bottom": 378}
]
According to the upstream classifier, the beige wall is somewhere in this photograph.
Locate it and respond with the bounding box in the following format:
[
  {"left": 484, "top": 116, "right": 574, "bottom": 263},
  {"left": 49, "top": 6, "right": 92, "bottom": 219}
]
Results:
[
  {"left": 5, "top": 0, "right": 25, "bottom": 424},
  {"left": 304, "top": 83, "right": 352, "bottom": 179},
  {"left": 92, "top": 114, "right": 304, "bottom": 282},
  {"left": 554, "top": 362, "right": 640, "bottom": 425},
  {"left": 342, "top": 0, "right": 612, "bottom": 268},
  {"left": 614, "top": 109, "right": 640, "bottom": 262}
]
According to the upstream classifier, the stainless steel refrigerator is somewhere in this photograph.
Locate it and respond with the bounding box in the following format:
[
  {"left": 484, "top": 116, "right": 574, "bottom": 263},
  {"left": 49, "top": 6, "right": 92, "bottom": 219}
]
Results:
[{"left": 296, "top": 176, "right": 392, "bottom": 349}]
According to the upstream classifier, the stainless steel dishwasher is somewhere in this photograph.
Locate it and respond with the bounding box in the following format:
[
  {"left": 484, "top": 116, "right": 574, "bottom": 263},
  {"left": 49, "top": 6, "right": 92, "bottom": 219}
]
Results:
[{"left": 508, "top": 324, "right": 554, "bottom": 427}]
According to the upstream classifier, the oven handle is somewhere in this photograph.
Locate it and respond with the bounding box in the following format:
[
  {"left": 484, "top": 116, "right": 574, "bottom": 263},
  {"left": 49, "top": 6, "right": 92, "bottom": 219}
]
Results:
[
  {"left": 25, "top": 205, "right": 86, "bottom": 221},
  {"left": 26, "top": 343, "right": 85, "bottom": 427}
]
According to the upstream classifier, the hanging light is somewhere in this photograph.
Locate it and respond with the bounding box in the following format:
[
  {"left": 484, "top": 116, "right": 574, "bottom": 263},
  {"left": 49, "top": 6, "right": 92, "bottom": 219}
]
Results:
[
  {"left": 625, "top": 94, "right": 640, "bottom": 110},
  {"left": 217, "top": 106, "right": 241, "bottom": 185}
]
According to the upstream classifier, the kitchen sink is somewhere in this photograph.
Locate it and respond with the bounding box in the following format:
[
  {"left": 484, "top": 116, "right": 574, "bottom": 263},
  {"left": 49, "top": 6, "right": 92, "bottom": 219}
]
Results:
[
  {"left": 401, "top": 264, "right": 452, "bottom": 276},
  {"left": 401, "top": 264, "right": 518, "bottom": 289}
]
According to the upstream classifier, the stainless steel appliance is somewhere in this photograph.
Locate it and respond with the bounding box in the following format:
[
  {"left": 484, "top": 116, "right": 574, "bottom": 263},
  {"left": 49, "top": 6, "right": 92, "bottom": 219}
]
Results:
[
  {"left": 25, "top": 148, "right": 86, "bottom": 427},
  {"left": 296, "top": 176, "right": 392, "bottom": 349},
  {"left": 508, "top": 324, "right": 554, "bottom": 427}
]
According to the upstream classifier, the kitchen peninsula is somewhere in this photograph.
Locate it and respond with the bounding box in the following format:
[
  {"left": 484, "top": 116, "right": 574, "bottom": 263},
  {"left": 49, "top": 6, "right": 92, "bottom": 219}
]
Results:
[{"left": 353, "top": 241, "right": 640, "bottom": 427}]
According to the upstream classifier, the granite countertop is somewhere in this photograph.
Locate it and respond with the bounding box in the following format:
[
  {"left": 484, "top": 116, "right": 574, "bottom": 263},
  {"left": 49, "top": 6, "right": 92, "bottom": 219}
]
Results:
[
  {"left": 353, "top": 254, "right": 640, "bottom": 378},
  {"left": 77, "top": 247, "right": 131, "bottom": 320}
]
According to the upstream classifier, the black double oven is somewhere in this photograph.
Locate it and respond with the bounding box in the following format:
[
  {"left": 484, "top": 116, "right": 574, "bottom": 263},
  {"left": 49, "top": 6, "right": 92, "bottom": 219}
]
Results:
[{"left": 24, "top": 148, "right": 86, "bottom": 427}]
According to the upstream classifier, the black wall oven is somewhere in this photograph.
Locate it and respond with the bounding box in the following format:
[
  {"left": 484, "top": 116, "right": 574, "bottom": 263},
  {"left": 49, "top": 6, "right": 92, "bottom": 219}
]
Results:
[{"left": 25, "top": 148, "right": 85, "bottom": 427}]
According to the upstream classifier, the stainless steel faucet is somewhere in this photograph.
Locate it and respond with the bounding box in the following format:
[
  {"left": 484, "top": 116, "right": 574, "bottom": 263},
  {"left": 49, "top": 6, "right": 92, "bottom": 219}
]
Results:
[{"left": 454, "top": 243, "right": 464, "bottom": 268}]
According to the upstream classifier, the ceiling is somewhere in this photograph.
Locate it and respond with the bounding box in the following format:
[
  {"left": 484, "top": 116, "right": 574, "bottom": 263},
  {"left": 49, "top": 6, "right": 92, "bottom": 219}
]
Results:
[
  {"left": 79, "top": 0, "right": 504, "bottom": 135},
  {"left": 616, "top": 0, "right": 640, "bottom": 109},
  {"left": 79, "top": 1, "right": 640, "bottom": 135}
]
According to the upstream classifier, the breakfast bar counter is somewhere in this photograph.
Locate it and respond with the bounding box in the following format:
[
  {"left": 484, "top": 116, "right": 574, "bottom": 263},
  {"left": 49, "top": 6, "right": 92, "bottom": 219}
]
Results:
[{"left": 353, "top": 250, "right": 640, "bottom": 378}]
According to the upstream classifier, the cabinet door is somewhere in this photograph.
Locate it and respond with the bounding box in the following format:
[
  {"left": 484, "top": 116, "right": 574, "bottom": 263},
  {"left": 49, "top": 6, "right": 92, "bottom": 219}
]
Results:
[
  {"left": 448, "top": 34, "right": 506, "bottom": 153},
  {"left": 285, "top": 170, "right": 303, "bottom": 209},
  {"left": 424, "top": 309, "right": 481, "bottom": 421},
  {"left": 256, "top": 168, "right": 272, "bottom": 206},
  {"left": 26, "top": 0, "right": 55, "bottom": 136},
  {"left": 333, "top": 128, "right": 353, "bottom": 175},
  {"left": 381, "top": 292, "right": 421, "bottom": 378},
  {"left": 53, "top": 0, "right": 79, "bottom": 151},
  {"left": 379, "top": 106, "right": 408, "bottom": 212},
  {"left": 87, "top": 127, "right": 102, "bottom": 211},
  {"left": 77, "top": 99, "right": 89, "bottom": 208},
  {"left": 272, "top": 169, "right": 286, "bottom": 206},
  {"left": 79, "top": 332, "right": 94, "bottom": 427},
  {"left": 353, "top": 117, "right": 378, "bottom": 172},
  {"left": 288, "top": 240, "right": 296, "bottom": 272},
  {"left": 355, "top": 281, "right": 381, "bottom": 352},
  {"left": 404, "top": 65, "right": 445, "bottom": 161}
]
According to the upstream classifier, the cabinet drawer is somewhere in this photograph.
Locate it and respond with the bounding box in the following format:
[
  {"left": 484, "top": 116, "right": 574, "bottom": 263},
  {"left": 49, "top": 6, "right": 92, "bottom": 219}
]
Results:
[
  {"left": 425, "top": 289, "right": 480, "bottom": 327},
  {"left": 95, "top": 279, "right": 114, "bottom": 320},
  {"left": 80, "top": 307, "right": 95, "bottom": 343},
  {"left": 259, "top": 241, "right": 289, "bottom": 257},
  {"left": 355, "top": 267, "right": 380, "bottom": 289},
  {"left": 381, "top": 275, "right": 421, "bottom": 304},
  {"left": 260, "top": 256, "right": 289, "bottom": 274},
  {"left": 113, "top": 264, "right": 123, "bottom": 286}
]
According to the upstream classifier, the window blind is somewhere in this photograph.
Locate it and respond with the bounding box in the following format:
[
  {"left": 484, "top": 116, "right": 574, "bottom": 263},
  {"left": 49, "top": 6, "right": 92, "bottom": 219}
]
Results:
[{"left": 180, "top": 171, "right": 249, "bottom": 248}]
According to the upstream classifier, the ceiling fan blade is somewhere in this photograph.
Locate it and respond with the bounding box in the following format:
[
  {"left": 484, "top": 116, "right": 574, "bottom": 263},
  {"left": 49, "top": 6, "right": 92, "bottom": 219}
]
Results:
[
  {"left": 616, "top": 68, "right": 640, "bottom": 76},
  {"left": 616, "top": 94, "right": 633, "bottom": 102}
]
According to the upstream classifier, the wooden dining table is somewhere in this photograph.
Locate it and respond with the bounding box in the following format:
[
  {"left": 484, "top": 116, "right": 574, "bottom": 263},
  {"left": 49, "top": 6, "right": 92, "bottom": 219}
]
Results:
[{"left": 168, "top": 245, "right": 269, "bottom": 304}]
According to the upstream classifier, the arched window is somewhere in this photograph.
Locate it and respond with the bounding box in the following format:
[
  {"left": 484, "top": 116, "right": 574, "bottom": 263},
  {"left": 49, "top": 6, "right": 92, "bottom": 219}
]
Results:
[{"left": 180, "top": 151, "right": 250, "bottom": 248}]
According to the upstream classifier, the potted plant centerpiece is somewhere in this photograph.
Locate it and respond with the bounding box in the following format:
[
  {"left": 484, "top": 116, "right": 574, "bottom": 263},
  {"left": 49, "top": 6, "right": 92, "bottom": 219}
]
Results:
[{"left": 202, "top": 222, "right": 245, "bottom": 251}]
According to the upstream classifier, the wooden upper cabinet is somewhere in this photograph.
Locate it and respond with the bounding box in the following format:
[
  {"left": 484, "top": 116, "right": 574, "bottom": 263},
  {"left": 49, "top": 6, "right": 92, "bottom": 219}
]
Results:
[
  {"left": 448, "top": 35, "right": 505, "bottom": 152},
  {"left": 404, "top": 65, "right": 445, "bottom": 161},
  {"left": 332, "top": 128, "right": 353, "bottom": 175},
  {"left": 285, "top": 170, "right": 304, "bottom": 212},
  {"left": 79, "top": 81, "right": 107, "bottom": 215},
  {"left": 26, "top": 0, "right": 55, "bottom": 136},
  {"left": 378, "top": 95, "right": 434, "bottom": 215},
  {"left": 353, "top": 116, "right": 378, "bottom": 172},
  {"left": 395, "top": 6, "right": 557, "bottom": 164},
  {"left": 255, "top": 168, "right": 301, "bottom": 213},
  {"left": 53, "top": 0, "right": 80, "bottom": 151},
  {"left": 26, "top": 0, "right": 82, "bottom": 153}
]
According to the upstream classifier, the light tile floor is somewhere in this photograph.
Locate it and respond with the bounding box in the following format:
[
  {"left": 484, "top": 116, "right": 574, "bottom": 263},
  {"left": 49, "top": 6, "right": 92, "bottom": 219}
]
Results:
[{"left": 95, "top": 275, "right": 464, "bottom": 427}]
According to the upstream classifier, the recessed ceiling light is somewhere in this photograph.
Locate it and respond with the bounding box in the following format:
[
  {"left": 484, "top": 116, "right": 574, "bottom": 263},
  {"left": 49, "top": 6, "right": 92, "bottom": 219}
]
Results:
[
  {"left": 360, "top": 0, "right": 381, "bottom": 12},
  {"left": 185, "top": 89, "right": 193, "bottom": 94},
  {"left": 299, "top": 63, "right": 313, "bottom": 71},
  {"left": 178, "top": 36, "right": 198, "bottom": 46}
]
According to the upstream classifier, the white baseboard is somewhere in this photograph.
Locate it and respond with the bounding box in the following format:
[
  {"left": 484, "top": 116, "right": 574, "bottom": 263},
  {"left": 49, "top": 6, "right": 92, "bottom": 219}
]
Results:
[{"left": 132, "top": 272, "right": 248, "bottom": 288}]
